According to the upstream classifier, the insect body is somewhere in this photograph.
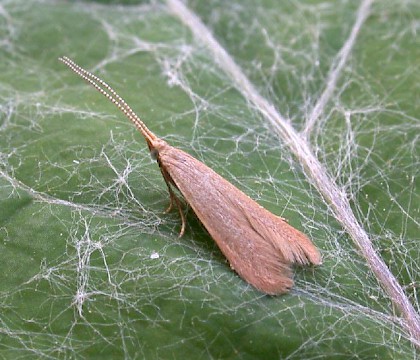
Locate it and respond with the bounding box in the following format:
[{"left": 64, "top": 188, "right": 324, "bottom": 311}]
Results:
[{"left": 59, "top": 56, "right": 321, "bottom": 294}]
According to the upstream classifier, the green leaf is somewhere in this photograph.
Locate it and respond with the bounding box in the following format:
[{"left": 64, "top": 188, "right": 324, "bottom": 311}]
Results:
[{"left": 0, "top": 0, "right": 418, "bottom": 358}]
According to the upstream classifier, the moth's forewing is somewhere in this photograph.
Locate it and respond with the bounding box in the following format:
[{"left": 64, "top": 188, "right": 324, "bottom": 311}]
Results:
[{"left": 157, "top": 143, "right": 321, "bottom": 295}]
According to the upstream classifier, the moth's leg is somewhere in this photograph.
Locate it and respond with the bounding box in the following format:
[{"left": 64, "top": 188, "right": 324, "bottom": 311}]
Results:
[
  {"left": 163, "top": 179, "right": 175, "bottom": 214},
  {"left": 169, "top": 186, "right": 186, "bottom": 237},
  {"left": 161, "top": 168, "right": 186, "bottom": 237}
]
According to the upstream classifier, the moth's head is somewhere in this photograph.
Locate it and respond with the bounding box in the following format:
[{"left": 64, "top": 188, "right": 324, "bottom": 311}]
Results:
[
  {"left": 148, "top": 138, "right": 167, "bottom": 162},
  {"left": 150, "top": 148, "right": 159, "bottom": 161}
]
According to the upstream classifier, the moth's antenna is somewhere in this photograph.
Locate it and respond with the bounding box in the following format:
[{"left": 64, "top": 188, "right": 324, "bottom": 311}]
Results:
[{"left": 59, "top": 56, "right": 157, "bottom": 145}]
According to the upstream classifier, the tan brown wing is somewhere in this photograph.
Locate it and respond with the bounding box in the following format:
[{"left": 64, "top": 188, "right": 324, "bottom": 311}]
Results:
[{"left": 157, "top": 142, "right": 321, "bottom": 295}]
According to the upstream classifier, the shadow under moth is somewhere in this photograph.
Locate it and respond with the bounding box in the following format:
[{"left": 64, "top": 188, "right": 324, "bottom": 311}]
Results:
[{"left": 59, "top": 56, "right": 321, "bottom": 295}]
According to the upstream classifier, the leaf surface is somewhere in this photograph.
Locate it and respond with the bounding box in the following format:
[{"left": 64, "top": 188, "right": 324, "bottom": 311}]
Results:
[{"left": 0, "top": 0, "right": 418, "bottom": 358}]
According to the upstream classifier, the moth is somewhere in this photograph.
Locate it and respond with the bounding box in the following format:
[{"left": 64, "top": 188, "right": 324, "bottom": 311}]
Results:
[{"left": 59, "top": 56, "right": 321, "bottom": 295}]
